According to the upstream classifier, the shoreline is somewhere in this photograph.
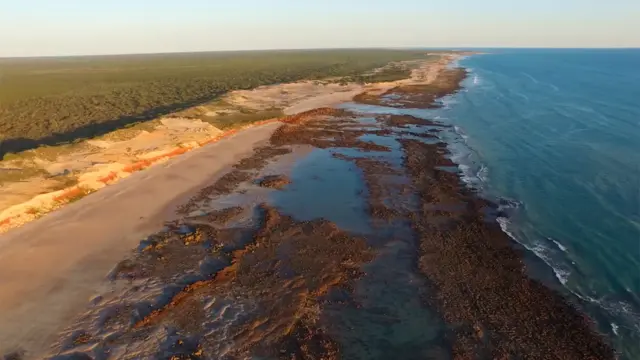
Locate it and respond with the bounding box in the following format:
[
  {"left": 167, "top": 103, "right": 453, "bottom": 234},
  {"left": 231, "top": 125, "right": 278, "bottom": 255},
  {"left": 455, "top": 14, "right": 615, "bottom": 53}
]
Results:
[
  {"left": 350, "top": 59, "right": 614, "bottom": 357},
  {"left": 443, "top": 52, "right": 638, "bottom": 357},
  {"left": 1, "top": 52, "right": 615, "bottom": 359},
  {"left": 402, "top": 137, "right": 613, "bottom": 358},
  {"left": 0, "top": 53, "right": 462, "bottom": 235}
]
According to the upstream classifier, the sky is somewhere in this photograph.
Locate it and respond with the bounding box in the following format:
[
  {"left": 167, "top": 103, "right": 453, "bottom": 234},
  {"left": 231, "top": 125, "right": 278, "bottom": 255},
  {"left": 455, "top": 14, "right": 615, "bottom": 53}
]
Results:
[{"left": 0, "top": 0, "right": 638, "bottom": 57}]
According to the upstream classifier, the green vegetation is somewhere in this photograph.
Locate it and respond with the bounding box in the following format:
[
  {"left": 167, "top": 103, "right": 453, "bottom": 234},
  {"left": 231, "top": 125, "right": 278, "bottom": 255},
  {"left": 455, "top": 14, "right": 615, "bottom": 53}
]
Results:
[
  {"left": 97, "top": 119, "right": 162, "bottom": 142},
  {"left": 0, "top": 166, "right": 47, "bottom": 184},
  {"left": 204, "top": 108, "right": 284, "bottom": 130},
  {"left": 49, "top": 174, "right": 80, "bottom": 191},
  {"left": 337, "top": 63, "right": 414, "bottom": 84},
  {"left": 0, "top": 49, "right": 429, "bottom": 156}
]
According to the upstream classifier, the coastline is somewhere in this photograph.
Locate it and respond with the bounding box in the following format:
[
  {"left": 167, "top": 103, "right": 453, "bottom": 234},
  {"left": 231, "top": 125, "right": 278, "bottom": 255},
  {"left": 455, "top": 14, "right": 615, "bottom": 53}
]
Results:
[
  {"left": 0, "top": 53, "right": 615, "bottom": 359},
  {"left": 440, "top": 50, "right": 640, "bottom": 358},
  {"left": 0, "top": 53, "right": 459, "bottom": 235},
  {"left": 350, "top": 62, "right": 614, "bottom": 357}
]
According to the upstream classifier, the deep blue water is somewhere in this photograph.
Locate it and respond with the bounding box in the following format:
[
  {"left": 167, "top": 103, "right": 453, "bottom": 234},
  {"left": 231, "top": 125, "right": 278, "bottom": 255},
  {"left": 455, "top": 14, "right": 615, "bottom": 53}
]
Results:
[{"left": 439, "top": 49, "right": 640, "bottom": 357}]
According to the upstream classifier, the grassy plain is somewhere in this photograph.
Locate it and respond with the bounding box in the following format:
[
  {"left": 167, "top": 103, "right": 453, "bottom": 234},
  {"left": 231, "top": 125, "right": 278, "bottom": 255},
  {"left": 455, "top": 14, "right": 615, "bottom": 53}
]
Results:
[{"left": 0, "top": 49, "right": 427, "bottom": 157}]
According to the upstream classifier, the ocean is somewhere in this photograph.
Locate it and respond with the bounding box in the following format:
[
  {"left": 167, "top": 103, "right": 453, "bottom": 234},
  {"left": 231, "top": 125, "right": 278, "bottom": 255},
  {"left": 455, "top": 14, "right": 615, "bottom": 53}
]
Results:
[{"left": 438, "top": 49, "right": 640, "bottom": 358}]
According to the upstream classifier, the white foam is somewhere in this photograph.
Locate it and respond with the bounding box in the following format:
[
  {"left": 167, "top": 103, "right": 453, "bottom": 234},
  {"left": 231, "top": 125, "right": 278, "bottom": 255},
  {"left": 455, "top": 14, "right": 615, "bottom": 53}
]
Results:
[
  {"left": 440, "top": 97, "right": 458, "bottom": 108},
  {"left": 498, "top": 218, "right": 571, "bottom": 285},
  {"left": 497, "top": 198, "right": 521, "bottom": 212},
  {"left": 447, "top": 125, "right": 489, "bottom": 192},
  {"left": 457, "top": 163, "right": 486, "bottom": 189},
  {"left": 575, "top": 296, "right": 640, "bottom": 334},
  {"left": 531, "top": 243, "right": 570, "bottom": 284},
  {"left": 453, "top": 126, "right": 469, "bottom": 141},
  {"left": 476, "top": 164, "right": 488, "bottom": 182},
  {"left": 497, "top": 217, "right": 516, "bottom": 240},
  {"left": 551, "top": 238, "right": 568, "bottom": 252},
  {"left": 552, "top": 267, "right": 570, "bottom": 285}
]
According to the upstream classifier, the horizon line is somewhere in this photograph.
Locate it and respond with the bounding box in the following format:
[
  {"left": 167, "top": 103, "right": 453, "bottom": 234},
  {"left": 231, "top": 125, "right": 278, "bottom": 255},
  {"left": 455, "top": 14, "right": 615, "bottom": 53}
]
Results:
[{"left": 1, "top": 46, "right": 638, "bottom": 60}]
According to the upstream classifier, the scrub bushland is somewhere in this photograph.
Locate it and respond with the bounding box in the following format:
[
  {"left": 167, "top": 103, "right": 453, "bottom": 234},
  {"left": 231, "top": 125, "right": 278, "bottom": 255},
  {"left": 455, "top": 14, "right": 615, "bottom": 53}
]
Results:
[{"left": 0, "top": 49, "right": 430, "bottom": 157}]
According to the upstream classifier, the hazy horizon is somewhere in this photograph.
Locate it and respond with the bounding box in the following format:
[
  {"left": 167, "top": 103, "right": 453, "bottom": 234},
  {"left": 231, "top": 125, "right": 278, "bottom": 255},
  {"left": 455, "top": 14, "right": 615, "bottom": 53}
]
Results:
[
  {"left": 1, "top": 0, "right": 638, "bottom": 57},
  {"left": 2, "top": 47, "right": 640, "bottom": 60}
]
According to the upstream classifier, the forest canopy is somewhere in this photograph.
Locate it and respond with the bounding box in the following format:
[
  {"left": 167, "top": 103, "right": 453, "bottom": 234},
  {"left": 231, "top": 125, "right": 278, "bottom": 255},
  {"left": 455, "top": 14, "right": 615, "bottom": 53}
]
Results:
[{"left": 0, "top": 49, "right": 429, "bottom": 156}]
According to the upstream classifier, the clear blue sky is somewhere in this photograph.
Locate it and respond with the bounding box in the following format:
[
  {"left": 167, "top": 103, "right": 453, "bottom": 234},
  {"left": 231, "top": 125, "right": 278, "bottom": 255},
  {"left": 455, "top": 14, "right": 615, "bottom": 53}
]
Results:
[{"left": 0, "top": 0, "right": 638, "bottom": 57}]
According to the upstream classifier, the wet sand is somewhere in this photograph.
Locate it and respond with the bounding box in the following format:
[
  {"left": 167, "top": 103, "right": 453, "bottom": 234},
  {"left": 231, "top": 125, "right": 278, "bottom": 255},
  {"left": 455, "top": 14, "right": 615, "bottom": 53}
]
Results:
[{"left": 1, "top": 57, "right": 615, "bottom": 360}]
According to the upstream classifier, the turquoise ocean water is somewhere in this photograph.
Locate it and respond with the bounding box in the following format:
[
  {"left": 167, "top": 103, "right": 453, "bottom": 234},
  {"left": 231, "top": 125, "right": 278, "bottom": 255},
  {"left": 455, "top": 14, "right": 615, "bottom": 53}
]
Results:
[{"left": 435, "top": 49, "right": 640, "bottom": 358}]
